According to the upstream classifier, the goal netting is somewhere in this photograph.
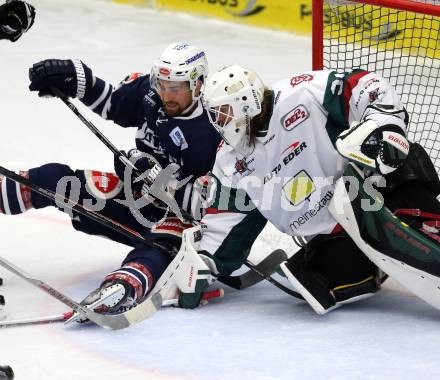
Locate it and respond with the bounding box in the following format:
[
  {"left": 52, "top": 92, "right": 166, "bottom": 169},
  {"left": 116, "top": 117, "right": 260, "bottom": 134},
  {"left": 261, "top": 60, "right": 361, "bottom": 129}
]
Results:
[{"left": 313, "top": 0, "right": 440, "bottom": 171}]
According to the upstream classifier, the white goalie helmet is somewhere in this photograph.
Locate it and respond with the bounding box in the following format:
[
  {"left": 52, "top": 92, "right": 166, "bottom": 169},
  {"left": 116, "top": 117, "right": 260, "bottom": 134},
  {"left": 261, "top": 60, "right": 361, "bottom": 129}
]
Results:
[
  {"left": 150, "top": 42, "right": 208, "bottom": 101},
  {"left": 203, "top": 64, "right": 265, "bottom": 153}
]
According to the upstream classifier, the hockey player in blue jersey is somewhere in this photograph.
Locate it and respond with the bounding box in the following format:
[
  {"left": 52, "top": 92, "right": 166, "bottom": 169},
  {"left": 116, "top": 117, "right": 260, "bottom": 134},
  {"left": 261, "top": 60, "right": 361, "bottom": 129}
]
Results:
[{"left": 0, "top": 43, "right": 221, "bottom": 316}]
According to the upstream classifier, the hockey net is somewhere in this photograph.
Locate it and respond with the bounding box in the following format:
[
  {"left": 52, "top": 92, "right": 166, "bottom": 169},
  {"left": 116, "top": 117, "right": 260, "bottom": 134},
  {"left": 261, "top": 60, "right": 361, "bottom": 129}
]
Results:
[{"left": 312, "top": 0, "right": 440, "bottom": 171}]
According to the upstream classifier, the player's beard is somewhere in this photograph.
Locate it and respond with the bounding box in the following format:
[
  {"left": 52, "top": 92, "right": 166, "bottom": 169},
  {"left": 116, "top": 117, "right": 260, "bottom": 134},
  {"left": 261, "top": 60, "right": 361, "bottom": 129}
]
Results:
[{"left": 163, "top": 101, "right": 183, "bottom": 117}]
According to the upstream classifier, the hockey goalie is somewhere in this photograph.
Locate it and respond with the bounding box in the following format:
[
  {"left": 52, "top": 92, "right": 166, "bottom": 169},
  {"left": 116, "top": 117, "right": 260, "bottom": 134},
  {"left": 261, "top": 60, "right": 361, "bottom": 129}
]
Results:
[{"left": 175, "top": 64, "right": 440, "bottom": 315}]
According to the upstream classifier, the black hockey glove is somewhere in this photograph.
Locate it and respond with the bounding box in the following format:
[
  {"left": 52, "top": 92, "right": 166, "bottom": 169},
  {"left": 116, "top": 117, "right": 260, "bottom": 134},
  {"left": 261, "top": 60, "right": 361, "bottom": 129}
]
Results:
[
  {"left": 114, "top": 149, "right": 162, "bottom": 194},
  {"left": 0, "top": 0, "right": 35, "bottom": 42},
  {"left": 28, "top": 59, "right": 94, "bottom": 98}
]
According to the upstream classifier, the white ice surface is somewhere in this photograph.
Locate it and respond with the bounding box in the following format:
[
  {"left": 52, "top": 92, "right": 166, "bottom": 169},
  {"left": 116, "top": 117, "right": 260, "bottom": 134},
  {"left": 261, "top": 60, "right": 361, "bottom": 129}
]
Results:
[{"left": 1, "top": 1, "right": 440, "bottom": 379}]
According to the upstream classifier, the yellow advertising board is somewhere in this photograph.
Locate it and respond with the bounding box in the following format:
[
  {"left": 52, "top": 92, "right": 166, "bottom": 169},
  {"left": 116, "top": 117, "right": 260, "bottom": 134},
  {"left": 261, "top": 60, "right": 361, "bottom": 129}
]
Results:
[
  {"left": 324, "top": 3, "right": 440, "bottom": 60},
  {"left": 154, "top": 0, "right": 313, "bottom": 35},
  {"left": 112, "top": 0, "right": 439, "bottom": 60}
]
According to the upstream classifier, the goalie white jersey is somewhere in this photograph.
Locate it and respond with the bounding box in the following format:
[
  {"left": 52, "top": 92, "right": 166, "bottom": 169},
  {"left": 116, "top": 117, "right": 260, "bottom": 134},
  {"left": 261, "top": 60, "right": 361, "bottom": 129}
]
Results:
[{"left": 198, "top": 69, "right": 407, "bottom": 270}]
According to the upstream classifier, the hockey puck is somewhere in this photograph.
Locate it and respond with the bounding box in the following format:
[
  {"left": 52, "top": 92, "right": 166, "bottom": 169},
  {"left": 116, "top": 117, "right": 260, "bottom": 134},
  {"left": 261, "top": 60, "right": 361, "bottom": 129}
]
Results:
[{"left": 0, "top": 365, "right": 14, "bottom": 380}]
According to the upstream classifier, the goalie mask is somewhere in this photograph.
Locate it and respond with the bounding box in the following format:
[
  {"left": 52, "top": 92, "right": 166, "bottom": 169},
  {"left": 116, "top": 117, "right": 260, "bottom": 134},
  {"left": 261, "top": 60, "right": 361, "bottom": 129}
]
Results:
[
  {"left": 203, "top": 64, "right": 265, "bottom": 154},
  {"left": 150, "top": 42, "right": 208, "bottom": 106}
]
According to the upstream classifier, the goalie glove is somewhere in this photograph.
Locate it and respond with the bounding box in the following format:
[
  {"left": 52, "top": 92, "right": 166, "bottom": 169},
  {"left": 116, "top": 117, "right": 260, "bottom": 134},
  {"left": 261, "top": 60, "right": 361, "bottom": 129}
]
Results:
[{"left": 336, "top": 119, "right": 410, "bottom": 175}]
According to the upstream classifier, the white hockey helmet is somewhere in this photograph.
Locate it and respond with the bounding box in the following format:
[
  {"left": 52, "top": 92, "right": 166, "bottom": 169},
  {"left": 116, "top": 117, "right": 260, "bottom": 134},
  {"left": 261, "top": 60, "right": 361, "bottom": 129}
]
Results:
[
  {"left": 150, "top": 42, "right": 208, "bottom": 101},
  {"left": 203, "top": 64, "right": 265, "bottom": 153}
]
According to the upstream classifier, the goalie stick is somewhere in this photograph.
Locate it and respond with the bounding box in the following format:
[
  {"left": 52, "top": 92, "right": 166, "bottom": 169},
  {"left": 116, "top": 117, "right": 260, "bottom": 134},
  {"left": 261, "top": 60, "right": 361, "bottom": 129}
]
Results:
[
  {"left": 217, "top": 249, "right": 289, "bottom": 289},
  {"left": 0, "top": 254, "right": 162, "bottom": 330}
]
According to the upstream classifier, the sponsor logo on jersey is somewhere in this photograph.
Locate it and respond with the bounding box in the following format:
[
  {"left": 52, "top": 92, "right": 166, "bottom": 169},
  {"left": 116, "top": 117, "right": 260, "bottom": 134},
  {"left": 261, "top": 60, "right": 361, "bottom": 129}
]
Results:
[
  {"left": 233, "top": 157, "right": 255, "bottom": 175},
  {"left": 137, "top": 123, "right": 169, "bottom": 161},
  {"left": 290, "top": 74, "right": 314, "bottom": 88},
  {"left": 280, "top": 140, "right": 307, "bottom": 160},
  {"left": 170, "top": 127, "right": 189, "bottom": 150},
  {"left": 282, "top": 170, "right": 316, "bottom": 206},
  {"left": 144, "top": 90, "right": 157, "bottom": 107},
  {"left": 289, "top": 190, "right": 334, "bottom": 232},
  {"left": 281, "top": 105, "right": 309, "bottom": 131},
  {"left": 235, "top": 158, "right": 248, "bottom": 174},
  {"left": 263, "top": 134, "right": 275, "bottom": 145},
  {"left": 264, "top": 141, "right": 307, "bottom": 183},
  {"left": 368, "top": 88, "right": 380, "bottom": 102},
  {"left": 354, "top": 78, "right": 381, "bottom": 108}
]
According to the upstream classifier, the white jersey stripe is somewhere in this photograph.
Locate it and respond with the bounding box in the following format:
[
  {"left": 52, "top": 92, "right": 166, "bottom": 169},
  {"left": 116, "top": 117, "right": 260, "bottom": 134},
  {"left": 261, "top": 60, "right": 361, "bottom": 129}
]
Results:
[
  {"left": 15, "top": 181, "right": 26, "bottom": 214},
  {"left": 90, "top": 82, "right": 111, "bottom": 111},
  {"left": 1, "top": 177, "right": 11, "bottom": 215}
]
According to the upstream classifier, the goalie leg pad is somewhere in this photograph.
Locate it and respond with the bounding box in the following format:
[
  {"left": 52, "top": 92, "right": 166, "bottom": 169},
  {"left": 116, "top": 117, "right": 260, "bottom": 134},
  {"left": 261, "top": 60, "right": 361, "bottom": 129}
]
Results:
[
  {"left": 146, "top": 226, "right": 215, "bottom": 309},
  {"left": 330, "top": 163, "right": 440, "bottom": 311},
  {"left": 281, "top": 234, "right": 380, "bottom": 314}
]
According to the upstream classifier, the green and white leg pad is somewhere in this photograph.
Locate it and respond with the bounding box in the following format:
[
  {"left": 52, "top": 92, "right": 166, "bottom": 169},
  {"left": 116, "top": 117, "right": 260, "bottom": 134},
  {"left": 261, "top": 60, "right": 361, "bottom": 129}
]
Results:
[{"left": 329, "top": 163, "right": 440, "bottom": 311}]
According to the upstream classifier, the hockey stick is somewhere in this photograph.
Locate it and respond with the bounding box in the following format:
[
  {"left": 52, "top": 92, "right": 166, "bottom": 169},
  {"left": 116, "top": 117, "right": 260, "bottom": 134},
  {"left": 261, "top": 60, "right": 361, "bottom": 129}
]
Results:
[
  {"left": 243, "top": 260, "right": 302, "bottom": 298},
  {"left": 52, "top": 96, "right": 301, "bottom": 297},
  {"left": 0, "top": 164, "right": 272, "bottom": 290},
  {"left": 0, "top": 165, "right": 171, "bottom": 254},
  {"left": 51, "top": 88, "right": 193, "bottom": 224},
  {"left": 0, "top": 162, "right": 275, "bottom": 296},
  {"left": 0, "top": 311, "right": 74, "bottom": 328},
  {"left": 0, "top": 255, "right": 162, "bottom": 330},
  {"left": 217, "top": 249, "right": 289, "bottom": 290},
  {"left": 0, "top": 289, "right": 224, "bottom": 328}
]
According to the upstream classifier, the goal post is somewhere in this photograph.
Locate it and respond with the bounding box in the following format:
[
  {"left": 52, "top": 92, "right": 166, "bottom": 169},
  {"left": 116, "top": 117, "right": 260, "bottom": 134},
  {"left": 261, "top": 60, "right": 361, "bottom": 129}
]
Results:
[{"left": 312, "top": 0, "right": 440, "bottom": 170}]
